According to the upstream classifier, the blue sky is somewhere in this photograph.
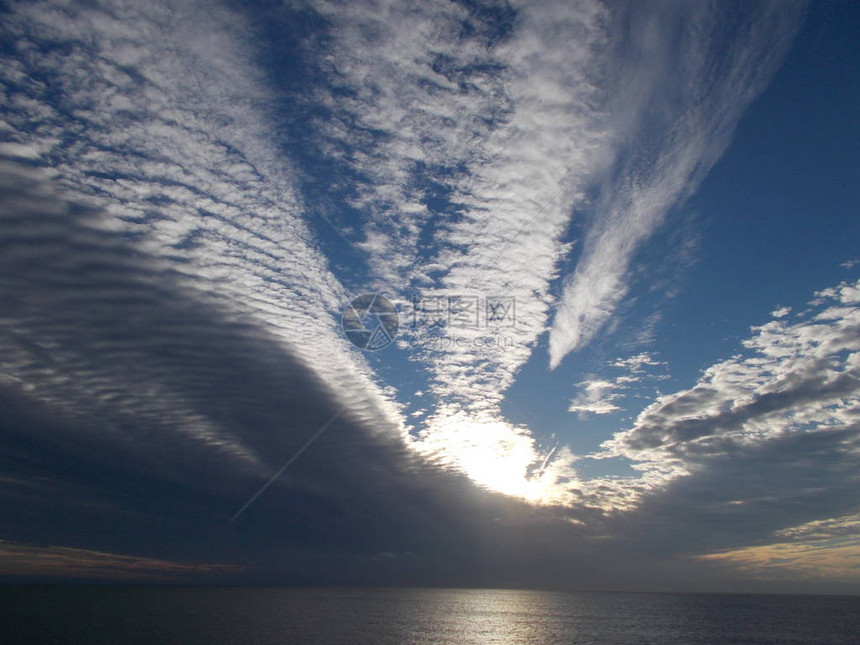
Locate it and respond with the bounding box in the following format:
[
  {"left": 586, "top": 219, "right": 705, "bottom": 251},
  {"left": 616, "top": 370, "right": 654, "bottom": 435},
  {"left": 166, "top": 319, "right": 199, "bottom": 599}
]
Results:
[{"left": 0, "top": 0, "right": 858, "bottom": 592}]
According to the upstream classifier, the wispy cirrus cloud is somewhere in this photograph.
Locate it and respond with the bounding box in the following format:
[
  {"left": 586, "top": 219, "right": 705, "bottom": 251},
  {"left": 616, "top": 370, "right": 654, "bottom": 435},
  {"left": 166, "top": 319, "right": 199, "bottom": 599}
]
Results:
[{"left": 548, "top": 0, "right": 807, "bottom": 368}]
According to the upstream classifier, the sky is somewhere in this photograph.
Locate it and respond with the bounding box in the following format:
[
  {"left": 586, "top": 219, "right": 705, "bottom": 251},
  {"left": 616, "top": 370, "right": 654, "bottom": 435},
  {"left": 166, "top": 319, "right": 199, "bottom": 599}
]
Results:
[{"left": 0, "top": 0, "right": 858, "bottom": 594}]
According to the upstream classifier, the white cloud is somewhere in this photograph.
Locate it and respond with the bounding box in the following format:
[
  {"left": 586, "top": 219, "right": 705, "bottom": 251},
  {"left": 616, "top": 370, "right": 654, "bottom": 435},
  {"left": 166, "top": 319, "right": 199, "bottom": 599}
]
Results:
[
  {"left": 599, "top": 279, "right": 860, "bottom": 489},
  {"left": 569, "top": 352, "right": 665, "bottom": 417},
  {"left": 610, "top": 352, "right": 664, "bottom": 373},
  {"left": 569, "top": 379, "right": 622, "bottom": 416},
  {"left": 548, "top": 1, "right": 806, "bottom": 368},
  {"left": 307, "top": 0, "right": 610, "bottom": 494},
  {"left": 1, "top": 0, "right": 817, "bottom": 520},
  {"left": 545, "top": 281, "right": 859, "bottom": 535}
]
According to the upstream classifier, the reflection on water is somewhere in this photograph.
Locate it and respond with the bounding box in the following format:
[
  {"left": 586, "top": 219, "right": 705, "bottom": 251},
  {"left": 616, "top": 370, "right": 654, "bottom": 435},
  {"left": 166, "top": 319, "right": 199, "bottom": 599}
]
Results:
[
  {"left": 4, "top": 585, "right": 860, "bottom": 644},
  {"left": 393, "top": 588, "right": 552, "bottom": 644}
]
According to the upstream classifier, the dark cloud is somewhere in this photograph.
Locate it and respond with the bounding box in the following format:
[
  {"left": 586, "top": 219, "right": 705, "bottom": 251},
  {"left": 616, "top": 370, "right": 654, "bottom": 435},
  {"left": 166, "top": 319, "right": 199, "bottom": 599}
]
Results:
[
  {"left": 622, "top": 370, "right": 859, "bottom": 452},
  {"left": 607, "top": 425, "right": 860, "bottom": 557}
]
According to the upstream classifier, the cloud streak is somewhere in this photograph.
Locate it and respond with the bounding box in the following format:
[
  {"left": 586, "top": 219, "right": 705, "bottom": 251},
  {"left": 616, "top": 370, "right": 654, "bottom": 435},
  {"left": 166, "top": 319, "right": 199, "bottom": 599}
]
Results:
[
  {"left": 548, "top": 0, "right": 807, "bottom": 368},
  {"left": 0, "top": 541, "right": 241, "bottom": 581}
]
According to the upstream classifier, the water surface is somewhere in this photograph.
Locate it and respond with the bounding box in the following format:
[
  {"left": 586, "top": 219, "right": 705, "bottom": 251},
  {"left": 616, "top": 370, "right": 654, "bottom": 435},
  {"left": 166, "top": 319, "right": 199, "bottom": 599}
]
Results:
[{"left": 4, "top": 586, "right": 859, "bottom": 644}]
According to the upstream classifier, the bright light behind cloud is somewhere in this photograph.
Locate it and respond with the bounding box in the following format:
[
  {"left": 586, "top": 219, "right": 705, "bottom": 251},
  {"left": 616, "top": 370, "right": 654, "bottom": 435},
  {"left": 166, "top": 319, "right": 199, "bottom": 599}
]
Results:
[{"left": 413, "top": 414, "right": 576, "bottom": 505}]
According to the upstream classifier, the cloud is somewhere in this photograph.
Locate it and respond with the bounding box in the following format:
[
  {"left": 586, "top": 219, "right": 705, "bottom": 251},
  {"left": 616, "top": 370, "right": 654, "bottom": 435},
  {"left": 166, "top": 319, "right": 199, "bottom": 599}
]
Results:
[
  {"left": 308, "top": 0, "right": 607, "bottom": 403},
  {"left": 548, "top": 1, "right": 806, "bottom": 368},
  {"left": 294, "top": 0, "right": 808, "bottom": 502},
  {"left": 569, "top": 379, "right": 622, "bottom": 415},
  {"left": 698, "top": 540, "right": 860, "bottom": 583},
  {"left": 298, "top": 0, "right": 614, "bottom": 493},
  {"left": 776, "top": 513, "right": 860, "bottom": 542},
  {"left": 0, "top": 164, "right": 438, "bottom": 542},
  {"left": 610, "top": 352, "right": 664, "bottom": 373},
  {"left": 559, "top": 279, "right": 860, "bottom": 574},
  {"left": 0, "top": 168, "right": 583, "bottom": 585},
  {"left": 2, "top": 0, "right": 856, "bottom": 593},
  {"left": 605, "top": 424, "right": 860, "bottom": 555},
  {"left": 0, "top": 0, "right": 414, "bottom": 467},
  {"left": 0, "top": 541, "right": 241, "bottom": 581},
  {"left": 0, "top": 0, "right": 468, "bottom": 577},
  {"left": 600, "top": 279, "right": 859, "bottom": 476},
  {"left": 569, "top": 352, "right": 665, "bottom": 417},
  {"left": 0, "top": 1, "right": 635, "bottom": 590}
]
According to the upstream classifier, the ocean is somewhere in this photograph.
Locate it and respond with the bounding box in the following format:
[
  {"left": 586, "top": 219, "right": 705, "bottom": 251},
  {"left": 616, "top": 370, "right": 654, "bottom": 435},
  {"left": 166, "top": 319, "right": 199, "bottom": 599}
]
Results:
[{"left": 3, "top": 586, "right": 859, "bottom": 644}]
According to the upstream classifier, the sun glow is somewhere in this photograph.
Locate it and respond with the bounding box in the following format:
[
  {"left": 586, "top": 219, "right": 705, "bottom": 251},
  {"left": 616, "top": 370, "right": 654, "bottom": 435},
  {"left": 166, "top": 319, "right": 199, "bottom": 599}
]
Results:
[{"left": 414, "top": 414, "right": 573, "bottom": 505}]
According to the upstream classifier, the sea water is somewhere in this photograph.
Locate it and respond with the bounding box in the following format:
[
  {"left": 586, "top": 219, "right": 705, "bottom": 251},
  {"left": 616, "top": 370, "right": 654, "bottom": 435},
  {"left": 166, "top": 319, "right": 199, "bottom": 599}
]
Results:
[{"left": 3, "top": 586, "right": 859, "bottom": 644}]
